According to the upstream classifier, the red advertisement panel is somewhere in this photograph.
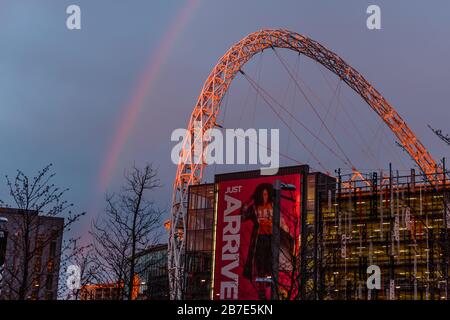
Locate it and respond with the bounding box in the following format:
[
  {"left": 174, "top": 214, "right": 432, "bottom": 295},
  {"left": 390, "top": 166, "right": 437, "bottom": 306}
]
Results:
[{"left": 213, "top": 174, "right": 301, "bottom": 300}]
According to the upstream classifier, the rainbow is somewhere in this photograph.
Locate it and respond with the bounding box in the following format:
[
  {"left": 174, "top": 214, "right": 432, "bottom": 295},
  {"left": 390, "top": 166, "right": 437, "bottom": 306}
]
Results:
[{"left": 97, "top": 0, "right": 201, "bottom": 192}]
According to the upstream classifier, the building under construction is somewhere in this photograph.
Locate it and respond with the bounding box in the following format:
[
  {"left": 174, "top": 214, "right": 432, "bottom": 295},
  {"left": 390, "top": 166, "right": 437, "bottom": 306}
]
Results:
[
  {"left": 183, "top": 165, "right": 450, "bottom": 300},
  {"left": 312, "top": 167, "right": 450, "bottom": 300}
]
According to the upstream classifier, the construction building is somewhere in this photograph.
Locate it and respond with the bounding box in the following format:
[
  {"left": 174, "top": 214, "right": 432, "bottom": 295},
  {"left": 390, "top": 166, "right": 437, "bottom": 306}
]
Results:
[
  {"left": 315, "top": 168, "right": 450, "bottom": 300},
  {"left": 182, "top": 165, "right": 450, "bottom": 300}
]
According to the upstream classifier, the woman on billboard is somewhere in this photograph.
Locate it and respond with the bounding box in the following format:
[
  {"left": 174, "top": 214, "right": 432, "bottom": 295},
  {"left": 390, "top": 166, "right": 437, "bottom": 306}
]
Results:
[
  {"left": 241, "top": 183, "right": 274, "bottom": 281},
  {"left": 241, "top": 182, "right": 297, "bottom": 299}
]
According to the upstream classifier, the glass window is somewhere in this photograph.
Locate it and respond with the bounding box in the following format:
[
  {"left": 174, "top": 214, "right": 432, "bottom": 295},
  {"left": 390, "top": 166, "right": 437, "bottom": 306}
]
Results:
[
  {"left": 204, "top": 210, "right": 213, "bottom": 230},
  {"left": 188, "top": 211, "right": 195, "bottom": 230},
  {"left": 196, "top": 211, "right": 204, "bottom": 230},
  {"left": 34, "top": 259, "right": 42, "bottom": 272},
  {"left": 194, "top": 231, "right": 203, "bottom": 251},
  {"left": 190, "top": 193, "right": 197, "bottom": 210},
  {"left": 45, "top": 275, "right": 53, "bottom": 290},
  {"left": 49, "top": 242, "right": 57, "bottom": 257},
  {"left": 45, "top": 291, "right": 54, "bottom": 300},
  {"left": 204, "top": 230, "right": 212, "bottom": 251},
  {"left": 47, "top": 258, "right": 54, "bottom": 273}
]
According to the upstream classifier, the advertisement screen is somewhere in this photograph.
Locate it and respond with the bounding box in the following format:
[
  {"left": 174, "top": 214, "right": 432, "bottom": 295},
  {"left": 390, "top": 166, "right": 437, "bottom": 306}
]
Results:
[{"left": 213, "top": 174, "right": 301, "bottom": 300}]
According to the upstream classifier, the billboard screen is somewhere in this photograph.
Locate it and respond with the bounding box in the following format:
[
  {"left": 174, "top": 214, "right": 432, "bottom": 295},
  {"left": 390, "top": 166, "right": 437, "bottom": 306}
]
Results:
[{"left": 213, "top": 173, "right": 301, "bottom": 300}]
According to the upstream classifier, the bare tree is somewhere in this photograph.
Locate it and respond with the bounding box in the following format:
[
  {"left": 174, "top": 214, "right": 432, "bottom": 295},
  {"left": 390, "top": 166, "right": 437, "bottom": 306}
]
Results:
[
  {"left": 0, "top": 164, "right": 85, "bottom": 300},
  {"left": 428, "top": 125, "right": 450, "bottom": 146},
  {"left": 90, "top": 215, "right": 130, "bottom": 300},
  {"left": 271, "top": 206, "right": 301, "bottom": 300},
  {"left": 91, "top": 163, "right": 164, "bottom": 300},
  {"left": 58, "top": 239, "right": 97, "bottom": 300}
]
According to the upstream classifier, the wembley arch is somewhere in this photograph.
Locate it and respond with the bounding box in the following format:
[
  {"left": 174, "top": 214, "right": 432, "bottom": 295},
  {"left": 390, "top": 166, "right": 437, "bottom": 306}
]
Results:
[{"left": 168, "top": 29, "right": 440, "bottom": 299}]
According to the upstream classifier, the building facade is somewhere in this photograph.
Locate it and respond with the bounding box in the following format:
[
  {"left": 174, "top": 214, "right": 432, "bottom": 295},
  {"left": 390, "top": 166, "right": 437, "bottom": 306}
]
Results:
[
  {"left": 183, "top": 165, "right": 335, "bottom": 299},
  {"left": 182, "top": 165, "right": 450, "bottom": 300},
  {"left": 0, "top": 208, "right": 64, "bottom": 300},
  {"left": 314, "top": 169, "right": 450, "bottom": 300},
  {"left": 135, "top": 244, "right": 169, "bottom": 300},
  {"left": 184, "top": 184, "right": 215, "bottom": 299},
  {"left": 79, "top": 245, "right": 169, "bottom": 300},
  {"left": 80, "top": 283, "right": 123, "bottom": 300}
]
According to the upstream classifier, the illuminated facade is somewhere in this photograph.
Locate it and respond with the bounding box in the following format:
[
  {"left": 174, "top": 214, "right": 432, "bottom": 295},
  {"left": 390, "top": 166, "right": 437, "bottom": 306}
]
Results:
[
  {"left": 184, "top": 184, "right": 215, "bottom": 300},
  {"left": 315, "top": 169, "right": 450, "bottom": 300},
  {"left": 80, "top": 283, "right": 123, "bottom": 300},
  {"left": 80, "top": 246, "right": 169, "bottom": 300},
  {"left": 169, "top": 28, "right": 442, "bottom": 299},
  {"left": 80, "top": 276, "right": 140, "bottom": 300},
  {"left": 183, "top": 166, "right": 450, "bottom": 300},
  {"left": 184, "top": 165, "right": 333, "bottom": 299}
]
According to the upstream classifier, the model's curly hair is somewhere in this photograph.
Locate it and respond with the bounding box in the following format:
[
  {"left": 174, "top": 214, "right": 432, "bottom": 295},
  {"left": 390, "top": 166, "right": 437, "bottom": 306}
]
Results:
[{"left": 252, "top": 183, "right": 273, "bottom": 207}]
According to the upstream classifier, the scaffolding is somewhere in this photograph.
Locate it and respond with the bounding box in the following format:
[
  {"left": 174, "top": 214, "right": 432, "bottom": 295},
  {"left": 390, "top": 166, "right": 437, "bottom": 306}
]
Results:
[
  {"left": 181, "top": 165, "right": 450, "bottom": 300},
  {"left": 314, "top": 167, "right": 450, "bottom": 300}
]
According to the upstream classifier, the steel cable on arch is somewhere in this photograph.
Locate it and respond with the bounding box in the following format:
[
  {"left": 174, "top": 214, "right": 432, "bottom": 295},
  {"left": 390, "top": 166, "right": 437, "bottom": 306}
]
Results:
[
  {"left": 314, "top": 60, "right": 409, "bottom": 171},
  {"left": 212, "top": 48, "right": 351, "bottom": 177},
  {"left": 168, "top": 29, "right": 440, "bottom": 299},
  {"left": 284, "top": 53, "right": 302, "bottom": 159},
  {"left": 240, "top": 68, "right": 351, "bottom": 174},
  {"left": 271, "top": 47, "right": 356, "bottom": 170},
  {"left": 274, "top": 50, "right": 384, "bottom": 171}
]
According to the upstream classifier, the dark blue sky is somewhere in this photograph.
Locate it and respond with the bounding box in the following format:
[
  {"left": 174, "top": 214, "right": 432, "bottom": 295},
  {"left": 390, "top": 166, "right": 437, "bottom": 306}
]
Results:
[{"left": 1, "top": 0, "right": 449, "bottom": 243}]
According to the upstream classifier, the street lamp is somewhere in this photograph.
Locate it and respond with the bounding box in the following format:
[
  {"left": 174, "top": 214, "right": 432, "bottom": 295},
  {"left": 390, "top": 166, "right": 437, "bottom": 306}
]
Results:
[
  {"left": 271, "top": 181, "right": 296, "bottom": 300},
  {"left": 280, "top": 183, "right": 296, "bottom": 191}
]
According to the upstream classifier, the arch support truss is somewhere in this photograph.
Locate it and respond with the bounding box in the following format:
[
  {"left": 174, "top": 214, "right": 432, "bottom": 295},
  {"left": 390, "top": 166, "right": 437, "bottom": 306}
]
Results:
[{"left": 168, "top": 29, "right": 439, "bottom": 299}]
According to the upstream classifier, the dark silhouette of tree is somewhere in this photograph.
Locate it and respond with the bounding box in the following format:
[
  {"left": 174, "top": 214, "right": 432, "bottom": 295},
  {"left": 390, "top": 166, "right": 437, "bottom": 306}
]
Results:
[
  {"left": 428, "top": 125, "right": 450, "bottom": 146},
  {"left": 91, "top": 163, "right": 164, "bottom": 300},
  {"left": 0, "top": 164, "right": 85, "bottom": 300},
  {"left": 272, "top": 204, "right": 301, "bottom": 300},
  {"left": 58, "top": 240, "right": 97, "bottom": 300}
]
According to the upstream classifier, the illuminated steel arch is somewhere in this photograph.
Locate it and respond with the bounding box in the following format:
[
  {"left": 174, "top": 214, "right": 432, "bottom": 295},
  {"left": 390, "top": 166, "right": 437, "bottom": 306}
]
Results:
[{"left": 168, "top": 29, "right": 439, "bottom": 299}]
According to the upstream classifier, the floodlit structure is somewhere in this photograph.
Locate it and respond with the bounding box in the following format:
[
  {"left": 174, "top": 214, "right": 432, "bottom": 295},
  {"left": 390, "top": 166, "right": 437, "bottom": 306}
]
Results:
[
  {"left": 182, "top": 165, "right": 450, "bottom": 300},
  {"left": 168, "top": 28, "right": 442, "bottom": 299}
]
